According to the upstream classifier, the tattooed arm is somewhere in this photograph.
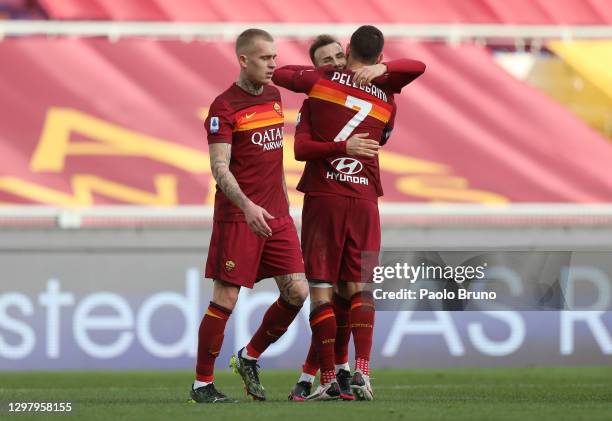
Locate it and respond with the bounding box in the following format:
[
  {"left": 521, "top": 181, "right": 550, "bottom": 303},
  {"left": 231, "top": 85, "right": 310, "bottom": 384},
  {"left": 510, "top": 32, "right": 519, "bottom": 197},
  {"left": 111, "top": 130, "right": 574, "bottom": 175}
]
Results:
[
  {"left": 209, "top": 143, "right": 274, "bottom": 237},
  {"left": 209, "top": 143, "right": 248, "bottom": 208}
]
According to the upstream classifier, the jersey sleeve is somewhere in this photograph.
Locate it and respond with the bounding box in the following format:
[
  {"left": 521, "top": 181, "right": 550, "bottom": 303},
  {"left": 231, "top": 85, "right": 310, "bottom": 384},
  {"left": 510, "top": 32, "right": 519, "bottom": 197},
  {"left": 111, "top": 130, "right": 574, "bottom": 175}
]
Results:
[
  {"left": 273, "top": 65, "right": 321, "bottom": 94},
  {"left": 205, "top": 98, "right": 234, "bottom": 144},
  {"left": 374, "top": 58, "right": 426, "bottom": 93},
  {"left": 294, "top": 99, "right": 347, "bottom": 161}
]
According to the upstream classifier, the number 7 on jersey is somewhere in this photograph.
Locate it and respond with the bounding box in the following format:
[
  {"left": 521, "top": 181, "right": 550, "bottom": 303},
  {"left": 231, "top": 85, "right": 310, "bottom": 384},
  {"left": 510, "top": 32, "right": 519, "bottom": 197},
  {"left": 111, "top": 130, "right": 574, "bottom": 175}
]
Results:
[{"left": 334, "top": 95, "right": 373, "bottom": 142}]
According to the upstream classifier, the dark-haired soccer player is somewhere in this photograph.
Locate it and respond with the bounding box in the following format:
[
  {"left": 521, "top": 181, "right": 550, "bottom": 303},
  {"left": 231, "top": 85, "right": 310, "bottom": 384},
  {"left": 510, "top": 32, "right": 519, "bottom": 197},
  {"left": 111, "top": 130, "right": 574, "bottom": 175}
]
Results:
[
  {"left": 274, "top": 26, "right": 425, "bottom": 401},
  {"left": 190, "top": 28, "right": 308, "bottom": 404},
  {"left": 286, "top": 34, "right": 383, "bottom": 402}
]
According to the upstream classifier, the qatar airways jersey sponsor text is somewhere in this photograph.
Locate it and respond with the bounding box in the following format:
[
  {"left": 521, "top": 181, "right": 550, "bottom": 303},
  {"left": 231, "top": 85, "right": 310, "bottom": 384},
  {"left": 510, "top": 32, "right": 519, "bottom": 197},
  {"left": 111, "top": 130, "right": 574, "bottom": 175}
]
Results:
[{"left": 251, "top": 126, "right": 284, "bottom": 151}]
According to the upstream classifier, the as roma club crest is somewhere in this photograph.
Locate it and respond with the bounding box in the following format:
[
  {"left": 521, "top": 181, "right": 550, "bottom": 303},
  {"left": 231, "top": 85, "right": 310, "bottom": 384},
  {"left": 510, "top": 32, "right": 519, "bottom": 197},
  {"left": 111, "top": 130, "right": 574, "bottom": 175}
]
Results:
[
  {"left": 273, "top": 102, "right": 283, "bottom": 117},
  {"left": 225, "top": 260, "right": 235, "bottom": 272}
]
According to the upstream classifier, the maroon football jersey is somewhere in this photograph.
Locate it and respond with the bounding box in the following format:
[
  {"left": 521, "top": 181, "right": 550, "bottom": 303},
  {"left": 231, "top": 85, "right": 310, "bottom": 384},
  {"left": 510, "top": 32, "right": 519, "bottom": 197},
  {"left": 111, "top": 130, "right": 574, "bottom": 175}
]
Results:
[
  {"left": 290, "top": 68, "right": 396, "bottom": 201},
  {"left": 204, "top": 83, "right": 288, "bottom": 221}
]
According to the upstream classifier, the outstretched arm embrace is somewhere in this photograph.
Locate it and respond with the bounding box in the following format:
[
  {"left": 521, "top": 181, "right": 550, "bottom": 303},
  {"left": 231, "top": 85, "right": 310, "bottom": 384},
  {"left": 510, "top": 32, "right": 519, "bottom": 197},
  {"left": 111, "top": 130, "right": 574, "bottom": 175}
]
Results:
[{"left": 293, "top": 101, "right": 380, "bottom": 162}]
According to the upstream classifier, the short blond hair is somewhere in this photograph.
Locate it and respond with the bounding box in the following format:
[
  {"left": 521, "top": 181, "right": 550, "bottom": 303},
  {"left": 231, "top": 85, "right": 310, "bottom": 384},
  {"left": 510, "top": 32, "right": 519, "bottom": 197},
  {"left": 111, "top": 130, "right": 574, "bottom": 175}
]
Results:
[{"left": 235, "top": 28, "right": 274, "bottom": 55}]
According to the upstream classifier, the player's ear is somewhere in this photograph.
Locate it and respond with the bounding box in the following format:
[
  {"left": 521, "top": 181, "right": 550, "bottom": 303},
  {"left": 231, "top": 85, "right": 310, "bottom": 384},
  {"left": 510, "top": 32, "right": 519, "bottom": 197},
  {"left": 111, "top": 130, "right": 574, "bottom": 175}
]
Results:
[
  {"left": 345, "top": 44, "right": 350, "bottom": 59},
  {"left": 376, "top": 53, "right": 384, "bottom": 64},
  {"left": 238, "top": 53, "right": 248, "bottom": 69}
]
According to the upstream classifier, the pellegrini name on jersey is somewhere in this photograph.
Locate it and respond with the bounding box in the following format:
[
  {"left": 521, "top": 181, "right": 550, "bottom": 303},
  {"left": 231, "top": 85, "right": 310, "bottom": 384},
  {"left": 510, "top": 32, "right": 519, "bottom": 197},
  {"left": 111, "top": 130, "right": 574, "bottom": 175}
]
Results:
[{"left": 330, "top": 71, "right": 388, "bottom": 102}]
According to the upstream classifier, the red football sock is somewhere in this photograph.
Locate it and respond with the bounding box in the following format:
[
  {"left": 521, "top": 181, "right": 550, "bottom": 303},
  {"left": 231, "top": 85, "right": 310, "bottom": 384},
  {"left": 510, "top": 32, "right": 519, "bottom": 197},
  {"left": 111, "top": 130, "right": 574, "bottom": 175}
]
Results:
[
  {"left": 332, "top": 293, "right": 351, "bottom": 366},
  {"left": 195, "top": 302, "right": 231, "bottom": 383},
  {"left": 246, "top": 297, "right": 301, "bottom": 359},
  {"left": 355, "top": 357, "right": 369, "bottom": 375},
  {"left": 350, "top": 291, "right": 375, "bottom": 376},
  {"left": 302, "top": 341, "right": 319, "bottom": 376},
  {"left": 310, "top": 303, "right": 336, "bottom": 385}
]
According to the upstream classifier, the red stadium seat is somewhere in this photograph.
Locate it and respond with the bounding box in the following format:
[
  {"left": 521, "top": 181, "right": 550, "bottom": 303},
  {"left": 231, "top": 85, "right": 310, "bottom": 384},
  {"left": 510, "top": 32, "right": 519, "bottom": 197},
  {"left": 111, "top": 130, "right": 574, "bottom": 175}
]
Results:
[{"left": 35, "top": 0, "right": 612, "bottom": 24}]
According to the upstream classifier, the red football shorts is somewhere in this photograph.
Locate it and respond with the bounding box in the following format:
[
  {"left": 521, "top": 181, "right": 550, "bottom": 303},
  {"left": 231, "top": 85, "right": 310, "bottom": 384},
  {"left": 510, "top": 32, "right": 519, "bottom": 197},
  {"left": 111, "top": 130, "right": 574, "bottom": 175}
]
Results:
[
  {"left": 301, "top": 194, "right": 381, "bottom": 283},
  {"left": 205, "top": 215, "right": 304, "bottom": 288}
]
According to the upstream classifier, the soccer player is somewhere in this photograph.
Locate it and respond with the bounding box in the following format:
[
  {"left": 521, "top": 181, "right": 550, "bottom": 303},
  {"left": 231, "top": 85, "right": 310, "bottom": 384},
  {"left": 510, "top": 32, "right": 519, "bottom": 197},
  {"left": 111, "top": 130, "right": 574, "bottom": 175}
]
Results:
[
  {"left": 190, "top": 28, "right": 308, "bottom": 404},
  {"left": 284, "top": 34, "right": 383, "bottom": 402},
  {"left": 273, "top": 26, "right": 425, "bottom": 401},
  {"left": 286, "top": 34, "right": 423, "bottom": 401}
]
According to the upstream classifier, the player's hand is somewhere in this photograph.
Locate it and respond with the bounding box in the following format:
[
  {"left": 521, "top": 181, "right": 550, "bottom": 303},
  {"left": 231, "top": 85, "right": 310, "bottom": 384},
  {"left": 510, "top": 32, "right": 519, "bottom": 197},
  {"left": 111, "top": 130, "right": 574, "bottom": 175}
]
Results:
[
  {"left": 243, "top": 201, "right": 274, "bottom": 238},
  {"left": 346, "top": 133, "right": 380, "bottom": 158},
  {"left": 353, "top": 63, "right": 387, "bottom": 85}
]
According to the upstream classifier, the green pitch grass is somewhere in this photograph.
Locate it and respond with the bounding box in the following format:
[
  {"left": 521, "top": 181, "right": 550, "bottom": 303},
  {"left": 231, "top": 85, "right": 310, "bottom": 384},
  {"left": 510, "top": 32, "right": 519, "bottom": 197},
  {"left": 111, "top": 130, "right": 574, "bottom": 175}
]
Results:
[{"left": 2, "top": 367, "right": 611, "bottom": 420}]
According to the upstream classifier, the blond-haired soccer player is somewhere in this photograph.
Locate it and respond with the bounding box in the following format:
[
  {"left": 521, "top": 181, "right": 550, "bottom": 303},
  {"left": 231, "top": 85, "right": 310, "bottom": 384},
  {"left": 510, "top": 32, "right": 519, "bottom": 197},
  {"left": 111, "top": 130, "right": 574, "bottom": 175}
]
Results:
[{"left": 191, "top": 28, "right": 308, "bottom": 404}]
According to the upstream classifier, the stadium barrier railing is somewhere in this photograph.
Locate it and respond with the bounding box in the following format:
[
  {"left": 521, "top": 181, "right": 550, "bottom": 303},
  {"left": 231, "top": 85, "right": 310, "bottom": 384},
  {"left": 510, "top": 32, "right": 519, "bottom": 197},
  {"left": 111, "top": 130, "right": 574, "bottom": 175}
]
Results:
[
  {"left": 1, "top": 204, "right": 612, "bottom": 229},
  {"left": 2, "top": 21, "right": 612, "bottom": 44}
]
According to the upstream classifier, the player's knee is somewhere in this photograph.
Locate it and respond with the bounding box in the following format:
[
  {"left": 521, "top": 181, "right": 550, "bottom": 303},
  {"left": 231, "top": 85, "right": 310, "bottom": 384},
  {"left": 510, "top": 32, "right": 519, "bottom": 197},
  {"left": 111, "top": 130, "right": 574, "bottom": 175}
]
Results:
[
  {"left": 212, "top": 295, "right": 238, "bottom": 311},
  {"left": 283, "top": 279, "right": 308, "bottom": 307},
  {"left": 293, "top": 281, "right": 309, "bottom": 306},
  {"left": 212, "top": 279, "right": 240, "bottom": 310},
  {"left": 309, "top": 283, "right": 333, "bottom": 311},
  {"left": 338, "top": 281, "right": 363, "bottom": 299}
]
